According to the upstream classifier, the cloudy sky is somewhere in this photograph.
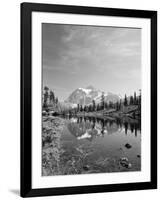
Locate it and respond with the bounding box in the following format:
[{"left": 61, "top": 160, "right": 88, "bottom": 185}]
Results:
[{"left": 42, "top": 23, "right": 141, "bottom": 101}]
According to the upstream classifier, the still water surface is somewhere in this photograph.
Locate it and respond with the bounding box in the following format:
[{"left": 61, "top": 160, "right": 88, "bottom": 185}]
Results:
[{"left": 60, "top": 116, "right": 141, "bottom": 174}]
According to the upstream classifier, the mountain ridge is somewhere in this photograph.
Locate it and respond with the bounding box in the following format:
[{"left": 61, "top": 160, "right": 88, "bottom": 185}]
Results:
[{"left": 65, "top": 86, "right": 121, "bottom": 106}]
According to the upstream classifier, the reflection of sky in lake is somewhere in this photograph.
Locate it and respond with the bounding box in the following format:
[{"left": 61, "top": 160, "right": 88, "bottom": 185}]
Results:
[{"left": 61, "top": 117, "right": 141, "bottom": 173}]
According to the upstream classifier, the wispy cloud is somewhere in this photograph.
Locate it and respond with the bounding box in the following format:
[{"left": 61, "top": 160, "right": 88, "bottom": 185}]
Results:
[{"left": 42, "top": 24, "right": 141, "bottom": 100}]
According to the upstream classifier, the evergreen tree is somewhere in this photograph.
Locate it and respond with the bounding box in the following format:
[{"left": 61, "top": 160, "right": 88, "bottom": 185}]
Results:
[
  {"left": 138, "top": 89, "right": 141, "bottom": 105},
  {"left": 105, "top": 102, "right": 108, "bottom": 110},
  {"left": 92, "top": 100, "right": 96, "bottom": 112},
  {"left": 49, "top": 90, "right": 55, "bottom": 104},
  {"left": 134, "top": 92, "right": 137, "bottom": 105},
  {"left": 87, "top": 105, "right": 89, "bottom": 112},
  {"left": 88, "top": 105, "right": 92, "bottom": 112},
  {"left": 80, "top": 105, "right": 83, "bottom": 112},
  {"left": 77, "top": 104, "right": 80, "bottom": 112},
  {"left": 55, "top": 97, "right": 58, "bottom": 104},
  {"left": 138, "top": 89, "right": 141, "bottom": 112},
  {"left": 109, "top": 101, "right": 113, "bottom": 109},
  {"left": 124, "top": 94, "right": 128, "bottom": 106},
  {"left": 96, "top": 104, "right": 100, "bottom": 111},
  {"left": 43, "top": 86, "right": 49, "bottom": 107},
  {"left": 44, "top": 86, "right": 49, "bottom": 92},
  {"left": 130, "top": 96, "right": 134, "bottom": 105},
  {"left": 101, "top": 92, "right": 105, "bottom": 110},
  {"left": 116, "top": 101, "right": 119, "bottom": 111}
]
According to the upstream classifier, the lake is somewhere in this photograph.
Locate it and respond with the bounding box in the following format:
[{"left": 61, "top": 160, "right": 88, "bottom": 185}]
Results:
[{"left": 58, "top": 116, "right": 141, "bottom": 174}]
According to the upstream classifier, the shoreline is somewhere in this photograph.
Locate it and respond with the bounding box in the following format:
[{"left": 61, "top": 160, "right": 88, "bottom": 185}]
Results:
[
  {"left": 59, "top": 111, "right": 141, "bottom": 122},
  {"left": 42, "top": 116, "right": 65, "bottom": 176}
]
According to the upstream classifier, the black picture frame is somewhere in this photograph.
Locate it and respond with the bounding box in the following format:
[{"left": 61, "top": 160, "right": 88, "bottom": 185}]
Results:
[{"left": 21, "top": 2, "right": 157, "bottom": 197}]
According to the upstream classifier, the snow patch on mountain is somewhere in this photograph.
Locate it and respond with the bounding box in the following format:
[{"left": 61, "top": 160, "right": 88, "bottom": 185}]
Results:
[
  {"left": 78, "top": 88, "right": 91, "bottom": 94},
  {"left": 94, "top": 92, "right": 103, "bottom": 101}
]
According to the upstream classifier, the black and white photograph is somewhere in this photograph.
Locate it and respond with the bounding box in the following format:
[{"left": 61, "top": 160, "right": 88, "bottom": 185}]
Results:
[
  {"left": 42, "top": 23, "right": 142, "bottom": 176},
  {"left": 20, "top": 2, "right": 157, "bottom": 197}
]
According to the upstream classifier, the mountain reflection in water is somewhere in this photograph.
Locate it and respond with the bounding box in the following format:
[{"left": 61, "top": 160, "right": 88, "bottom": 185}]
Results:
[{"left": 66, "top": 116, "right": 141, "bottom": 141}]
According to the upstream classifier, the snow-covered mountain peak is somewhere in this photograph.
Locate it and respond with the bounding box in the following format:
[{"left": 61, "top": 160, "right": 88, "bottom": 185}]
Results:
[{"left": 65, "top": 86, "right": 120, "bottom": 105}]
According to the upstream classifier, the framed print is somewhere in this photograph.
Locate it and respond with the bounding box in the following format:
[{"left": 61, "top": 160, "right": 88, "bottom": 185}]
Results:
[{"left": 21, "top": 2, "right": 157, "bottom": 197}]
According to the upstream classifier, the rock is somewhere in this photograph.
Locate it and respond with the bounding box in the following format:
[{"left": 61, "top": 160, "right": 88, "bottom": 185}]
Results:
[
  {"left": 83, "top": 165, "right": 90, "bottom": 171},
  {"left": 119, "top": 157, "right": 132, "bottom": 168},
  {"left": 125, "top": 143, "right": 132, "bottom": 149},
  {"left": 42, "top": 111, "right": 47, "bottom": 116},
  {"left": 120, "top": 157, "right": 128, "bottom": 162},
  {"left": 137, "top": 155, "right": 141, "bottom": 158},
  {"left": 128, "top": 163, "right": 132, "bottom": 168},
  {"left": 120, "top": 161, "right": 128, "bottom": 168}
]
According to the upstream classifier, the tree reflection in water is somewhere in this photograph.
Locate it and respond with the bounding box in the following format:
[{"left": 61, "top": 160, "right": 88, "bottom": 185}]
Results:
[{"left": 66, "top": 116, "right": 141, "bottom": 141}]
